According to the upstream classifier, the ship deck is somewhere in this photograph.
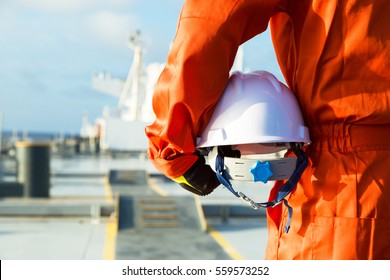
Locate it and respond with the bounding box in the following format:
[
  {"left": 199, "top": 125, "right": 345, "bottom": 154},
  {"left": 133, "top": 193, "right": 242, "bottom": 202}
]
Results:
[{"left": 0, "top": 154, "right": 269, "bottom": 260}]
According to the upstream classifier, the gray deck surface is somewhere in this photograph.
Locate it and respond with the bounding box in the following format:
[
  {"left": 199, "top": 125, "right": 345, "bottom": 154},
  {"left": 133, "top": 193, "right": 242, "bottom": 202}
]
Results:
[
  {"left": 116, "top": 228, "right": 231, "bottom": 260},
  {"left": 0, "top": 155, "right": 268, "bottom": 260}
]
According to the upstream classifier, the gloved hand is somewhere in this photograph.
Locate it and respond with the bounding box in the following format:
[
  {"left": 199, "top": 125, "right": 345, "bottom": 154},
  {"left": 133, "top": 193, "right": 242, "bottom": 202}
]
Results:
[{"left": 173, "top": 155, "right": 220, "bottom": 196}]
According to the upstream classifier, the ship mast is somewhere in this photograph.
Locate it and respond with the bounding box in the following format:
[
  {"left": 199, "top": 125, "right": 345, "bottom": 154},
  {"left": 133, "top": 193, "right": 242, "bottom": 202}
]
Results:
[{"left": 117, "top": 30, "right": 143, "bottom": 121}]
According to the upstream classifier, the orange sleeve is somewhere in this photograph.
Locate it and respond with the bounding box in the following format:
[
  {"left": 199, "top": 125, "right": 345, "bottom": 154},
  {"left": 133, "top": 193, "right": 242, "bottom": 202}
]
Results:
[{"left": 145, "top": 0, "right": 281, "bottom": 178}]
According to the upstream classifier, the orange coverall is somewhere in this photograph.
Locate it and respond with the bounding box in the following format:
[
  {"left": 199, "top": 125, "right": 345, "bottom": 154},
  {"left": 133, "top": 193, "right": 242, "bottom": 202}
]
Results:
[{"left": 145, "top": 0, "right": 390, "bottom": 259}]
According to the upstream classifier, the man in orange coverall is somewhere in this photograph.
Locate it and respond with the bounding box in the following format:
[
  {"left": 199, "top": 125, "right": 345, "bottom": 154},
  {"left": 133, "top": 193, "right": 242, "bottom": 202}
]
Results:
[{"left": 145, "top": 0, "right": 390, "bottom": 259}]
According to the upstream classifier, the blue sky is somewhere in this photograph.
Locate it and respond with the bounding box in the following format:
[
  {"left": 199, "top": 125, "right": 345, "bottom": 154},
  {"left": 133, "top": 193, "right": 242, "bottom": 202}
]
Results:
[{"left": 0, "top": 0, "right": 281, "bottom": 135}]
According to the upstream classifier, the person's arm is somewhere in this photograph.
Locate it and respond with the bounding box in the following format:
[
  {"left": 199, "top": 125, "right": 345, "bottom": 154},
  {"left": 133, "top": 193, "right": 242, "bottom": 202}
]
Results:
[{"left": 145, "top": 0, "right": 281, "bottom": 194}]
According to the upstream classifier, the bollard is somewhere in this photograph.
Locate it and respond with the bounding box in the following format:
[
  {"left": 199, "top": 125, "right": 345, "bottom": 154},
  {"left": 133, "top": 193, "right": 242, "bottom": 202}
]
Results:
[{"left": 15, "top": 142, "right": 50, "bottom": 198}]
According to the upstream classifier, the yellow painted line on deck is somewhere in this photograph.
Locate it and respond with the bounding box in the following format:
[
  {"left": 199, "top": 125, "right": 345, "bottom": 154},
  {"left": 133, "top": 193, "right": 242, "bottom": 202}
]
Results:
[
  {"left": 103, "top": 176, "right": 114, "bottom": 203},
  {"left": 103, "top": 177, "right": 118, "bottom": 260},
  {"left": 194, "top": 196, "right": 207, "bottom": 232},
  {"left": 208, "top": 224, "right": 244, "bottom": 260},
  {"left": 103, "top": 214, "right": 118, "bottom": 260},
  {"left": 148, "top": 177, "right": 169, "bottom": 197}
]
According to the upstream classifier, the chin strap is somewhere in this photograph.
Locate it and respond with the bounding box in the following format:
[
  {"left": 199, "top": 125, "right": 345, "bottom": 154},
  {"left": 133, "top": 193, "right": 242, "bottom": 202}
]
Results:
[
  {"left": 214, "top": 142, "right": 308, "bottom": 233},
  {"left": 215, "top": 154, "right": 240, "bottom": 198}
]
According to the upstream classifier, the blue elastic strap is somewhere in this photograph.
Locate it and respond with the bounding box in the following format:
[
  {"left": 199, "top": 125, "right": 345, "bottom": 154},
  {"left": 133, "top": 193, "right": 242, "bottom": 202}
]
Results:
[
  {"left": 215, "top": 154, "right": 240, "bottom": 197},
  {"left": 283, "top": 199, "right": 293, "bottom": 233},
  {"left": 273, "top": 143, "right": 308, "bottom": 204},
  {"left": 266, "top": 143, "right": 308, "bottom": 233}
]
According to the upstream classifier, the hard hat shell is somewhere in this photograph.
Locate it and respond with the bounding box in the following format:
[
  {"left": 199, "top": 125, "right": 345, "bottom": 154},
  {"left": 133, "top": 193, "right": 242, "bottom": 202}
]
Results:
[{"left": 196, "top": 70, "right": 310, "bottom": 149}]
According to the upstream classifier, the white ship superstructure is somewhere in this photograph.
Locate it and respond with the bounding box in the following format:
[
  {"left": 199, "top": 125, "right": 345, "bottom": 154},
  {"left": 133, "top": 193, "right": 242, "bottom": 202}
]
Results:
[
  {"left": 87, "top": 31, "right": 245, "bottom": 152},
  {"left": 87, "top": 31, "right": 164, "bottom": 152}
]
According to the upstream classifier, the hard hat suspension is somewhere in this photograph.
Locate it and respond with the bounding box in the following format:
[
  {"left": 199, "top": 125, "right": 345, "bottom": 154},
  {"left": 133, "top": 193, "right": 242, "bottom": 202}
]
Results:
[{"left": 214, "top": 142, "right": 308, "bottom": 233}]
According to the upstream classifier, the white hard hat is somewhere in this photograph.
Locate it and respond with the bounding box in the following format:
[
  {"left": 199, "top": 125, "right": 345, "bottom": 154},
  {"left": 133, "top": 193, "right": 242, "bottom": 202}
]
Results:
[
  {"left": 196, "top": 70, "right": 310, "bottom": 150},
  {"left": 195, "top": 71, "right": 310, "bottom": 233}
]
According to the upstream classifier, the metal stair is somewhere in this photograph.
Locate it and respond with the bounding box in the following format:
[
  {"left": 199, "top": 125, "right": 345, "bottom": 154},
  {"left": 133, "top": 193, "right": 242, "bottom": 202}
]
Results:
[{"left": 138, "top": 198, "right": 179, "bottom": 228}]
